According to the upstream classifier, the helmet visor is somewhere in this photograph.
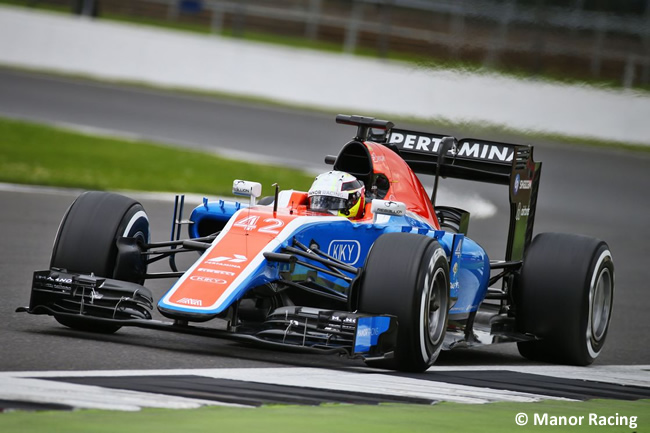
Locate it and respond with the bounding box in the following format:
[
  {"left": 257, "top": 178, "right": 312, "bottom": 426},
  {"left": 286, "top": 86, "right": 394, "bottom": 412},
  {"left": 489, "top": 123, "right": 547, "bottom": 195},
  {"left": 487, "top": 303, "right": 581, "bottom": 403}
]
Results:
[{"left": 309, "top": 195, "right": 348, "bottom": 213}]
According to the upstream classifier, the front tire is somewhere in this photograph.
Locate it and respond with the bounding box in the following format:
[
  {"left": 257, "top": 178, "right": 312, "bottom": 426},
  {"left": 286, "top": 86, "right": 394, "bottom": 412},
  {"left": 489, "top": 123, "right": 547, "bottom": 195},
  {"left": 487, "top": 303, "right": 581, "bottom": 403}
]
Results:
[
  {"left": 358, "top": 233, "right": 449, "bottom": 372},
  {"left": 516, "top": 233, "right": 614, "bottom": 365},
  {"left": 50, "top": 191, "right": 150, "bottom": 333}
]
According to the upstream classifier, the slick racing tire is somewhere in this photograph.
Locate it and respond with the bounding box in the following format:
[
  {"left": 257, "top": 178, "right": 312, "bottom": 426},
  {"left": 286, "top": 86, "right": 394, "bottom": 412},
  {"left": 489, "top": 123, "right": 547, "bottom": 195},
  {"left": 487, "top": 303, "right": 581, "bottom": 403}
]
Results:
[
  {"left": 516, "top": 233, "right": 614, "bottom": 365},
  {"left": 358, "top": 233, "right": 449, "bottom": 372},
  {"left": 51, "top": 191, "right": 150, "bottom": 334}
]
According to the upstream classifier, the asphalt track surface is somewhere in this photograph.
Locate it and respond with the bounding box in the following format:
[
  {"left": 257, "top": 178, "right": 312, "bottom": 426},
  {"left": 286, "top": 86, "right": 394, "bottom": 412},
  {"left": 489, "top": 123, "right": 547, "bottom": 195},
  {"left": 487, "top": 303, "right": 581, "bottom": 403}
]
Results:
[{"left": 0, "top": 68, "right": 649, "bottom": 374}]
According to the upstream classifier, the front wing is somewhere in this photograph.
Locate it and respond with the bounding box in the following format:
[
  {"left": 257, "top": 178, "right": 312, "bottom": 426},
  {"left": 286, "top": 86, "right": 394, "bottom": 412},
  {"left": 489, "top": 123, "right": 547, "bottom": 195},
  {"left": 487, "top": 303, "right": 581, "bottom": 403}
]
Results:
[{"left": 17, "top": 269, "right": 398, "bottom": 361}]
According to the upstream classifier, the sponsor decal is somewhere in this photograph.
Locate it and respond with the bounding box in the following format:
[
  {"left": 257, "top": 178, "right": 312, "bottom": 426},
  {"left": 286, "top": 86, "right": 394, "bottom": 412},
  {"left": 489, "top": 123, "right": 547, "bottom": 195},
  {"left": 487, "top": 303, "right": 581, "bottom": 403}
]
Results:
[
  {"left": 232, "top": 180, "right": 262, "bottom": 197},
  {"left": 389, "top": 132, "right": 442, "bottom": 152},
  {"left": 514, "top": 174, "right": 532, "bottom": 196},
  {"left": 354, "top": 316, "right": 391, "bottom": 353},
  {"left": 389, "top": 132, "right": 514, "bottom": 162},
  {"left": 519, "top": 179, "right": 532, "bottom": 190},
  {"left": 205, "top": 254, "right": 247, "bottom": 269},
  {"left": 197, "top": 268, "right": 235, "bottom": 276},
  {"left": 232, "top": 180, "right": 253, "bottom": 196},
  {"left": 514, "top": 174, "right": 520, "bottom": 195},
  {"left": 37, "top": 275, "right": 73, "bottom": 284},
  {"left": 207, "top": 263, "right": 240, "bottom": 269},
  {"left": 331, "top": 315, "right": 357, "bottom": 324},
  {"left": 383, "top": 201, "right": 400, "bottom": 213},
  {"left": 516, "top": 203, "right": 531, "bottom": 221},
  {"left": 356, "top": 326, "right": 383, "bottom": 338},
  {"left": 449, "top": 236, "right": 463, "bottom": 293},
  {"left": 307, "top": 189, "right": 347, "bottom": 199},
  {"left": 176, "top": 297, "right": 203, "bottom": 306},
  {"left": 34, "top": 274, "right": 76, "bottom": 292},
  {"left": 327, "top": 240, "right": 361, "bottom": 265},
  {"left": 372, "top": 200, "right": 406, "bottom": 217},
  {"left": 189, "top": 275, "right": 227, "bottom": 284}
]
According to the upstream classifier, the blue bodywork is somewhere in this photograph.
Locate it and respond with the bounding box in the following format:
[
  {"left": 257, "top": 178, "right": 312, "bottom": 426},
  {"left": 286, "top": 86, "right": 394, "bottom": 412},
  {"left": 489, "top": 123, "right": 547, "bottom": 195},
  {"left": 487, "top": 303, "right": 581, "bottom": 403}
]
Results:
[{"left": 180, "top": 198, "right": 490, "bottom": 317}]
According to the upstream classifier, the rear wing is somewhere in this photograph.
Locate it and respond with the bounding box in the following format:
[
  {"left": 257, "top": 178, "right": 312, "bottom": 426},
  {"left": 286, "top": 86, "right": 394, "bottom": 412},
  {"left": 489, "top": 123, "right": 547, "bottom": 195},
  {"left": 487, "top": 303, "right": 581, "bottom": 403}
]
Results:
[{"left": 334, "top": 115, "right": 542, "bottom": 261}]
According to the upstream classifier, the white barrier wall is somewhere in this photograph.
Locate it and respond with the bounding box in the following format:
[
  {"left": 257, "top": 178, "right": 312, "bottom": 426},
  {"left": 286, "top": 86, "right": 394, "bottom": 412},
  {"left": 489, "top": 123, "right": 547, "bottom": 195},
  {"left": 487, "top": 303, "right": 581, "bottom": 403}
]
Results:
[{"left": 1, "top": 5, "right": 649, "bottom": 145}]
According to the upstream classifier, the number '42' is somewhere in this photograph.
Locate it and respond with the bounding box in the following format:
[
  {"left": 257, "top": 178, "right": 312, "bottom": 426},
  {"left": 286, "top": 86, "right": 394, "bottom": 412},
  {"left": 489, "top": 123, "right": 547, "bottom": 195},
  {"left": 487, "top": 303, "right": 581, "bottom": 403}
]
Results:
[{"left": 234, "top": 216, "right": 284, "bottom": 234}]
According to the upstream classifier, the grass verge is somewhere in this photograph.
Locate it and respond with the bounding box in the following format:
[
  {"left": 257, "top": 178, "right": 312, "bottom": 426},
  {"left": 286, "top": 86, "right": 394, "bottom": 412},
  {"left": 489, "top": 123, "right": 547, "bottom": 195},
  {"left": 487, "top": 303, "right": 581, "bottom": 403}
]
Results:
[
  {"left": 0, "top": 399, "right": 648, "bottom": 433},
  {"left": 0, "top": 117, "right": 315, "bottom": 195}
]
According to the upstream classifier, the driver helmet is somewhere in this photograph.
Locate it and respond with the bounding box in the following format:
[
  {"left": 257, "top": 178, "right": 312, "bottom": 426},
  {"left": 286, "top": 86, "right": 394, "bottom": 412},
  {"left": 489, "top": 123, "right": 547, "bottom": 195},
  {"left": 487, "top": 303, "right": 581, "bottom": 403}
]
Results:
[{"left": 308, "top": 171, "right": 365, "bottom": 219}]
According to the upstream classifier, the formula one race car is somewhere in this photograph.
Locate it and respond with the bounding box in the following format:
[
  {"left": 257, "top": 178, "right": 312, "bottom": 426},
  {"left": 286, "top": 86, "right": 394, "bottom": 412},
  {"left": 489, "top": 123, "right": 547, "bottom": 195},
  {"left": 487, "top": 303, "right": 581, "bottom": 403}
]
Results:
[{"left": 18, "top": 115, "right": 614, "bottom": 372}]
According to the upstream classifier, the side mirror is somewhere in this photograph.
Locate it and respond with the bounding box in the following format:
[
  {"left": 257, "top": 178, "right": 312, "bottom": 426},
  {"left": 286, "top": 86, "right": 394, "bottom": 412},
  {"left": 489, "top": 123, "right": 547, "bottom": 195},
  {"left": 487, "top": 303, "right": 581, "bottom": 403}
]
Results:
[
  {"left": 371, "top": 199, "right": 407, "bottom": 223},
  {"left": 233, "top": 180, "right": 262, "bottom": 206}
]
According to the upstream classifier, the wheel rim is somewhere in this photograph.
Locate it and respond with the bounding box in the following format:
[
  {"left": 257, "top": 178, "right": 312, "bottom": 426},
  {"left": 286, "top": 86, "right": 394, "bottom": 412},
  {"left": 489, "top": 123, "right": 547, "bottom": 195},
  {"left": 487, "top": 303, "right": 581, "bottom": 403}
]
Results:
[
  {"left": 424, "top": 267, "right": 448, "bottom": 347},
  {"left": 590, "top": 267, "right": 612, "bottom": 342}
]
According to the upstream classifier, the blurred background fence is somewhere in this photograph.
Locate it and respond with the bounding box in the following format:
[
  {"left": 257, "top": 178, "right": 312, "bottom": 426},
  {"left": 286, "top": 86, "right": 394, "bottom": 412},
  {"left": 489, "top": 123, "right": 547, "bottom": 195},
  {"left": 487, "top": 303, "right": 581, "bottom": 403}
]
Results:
[{"left": 12, "top": 0, "right": 650, "bottom": 88}]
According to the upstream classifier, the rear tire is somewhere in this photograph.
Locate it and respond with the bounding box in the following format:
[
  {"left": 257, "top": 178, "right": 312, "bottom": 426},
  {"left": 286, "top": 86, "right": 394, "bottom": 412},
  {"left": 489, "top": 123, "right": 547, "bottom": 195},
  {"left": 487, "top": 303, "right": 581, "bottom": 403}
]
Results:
[
  {"left": 516, "top": 233, "right": 614, "bottom": 365},
  {"left": 358, "top": 233, "right": 449, "bottom": 372},
  {"left": 51, "top": 191, "right": 150, "bottom": 333}
]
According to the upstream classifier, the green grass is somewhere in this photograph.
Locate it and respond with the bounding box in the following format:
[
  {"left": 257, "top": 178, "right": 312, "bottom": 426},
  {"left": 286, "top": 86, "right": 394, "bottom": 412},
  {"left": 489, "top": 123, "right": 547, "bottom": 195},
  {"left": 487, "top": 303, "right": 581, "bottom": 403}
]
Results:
[
  {"left": 0, "top": 0, "right": 68, "bottom": 13},
  {"left": 0, "top": 117, "right": 315, "bottom": 195},
  {"left": 0, "top": 400, "right": 648, "bottom": 433}
]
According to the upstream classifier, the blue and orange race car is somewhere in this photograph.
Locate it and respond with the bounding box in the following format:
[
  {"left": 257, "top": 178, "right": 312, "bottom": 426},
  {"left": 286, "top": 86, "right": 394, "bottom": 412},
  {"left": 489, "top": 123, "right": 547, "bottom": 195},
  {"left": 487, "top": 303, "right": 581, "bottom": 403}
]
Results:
[{"left": 19, "top": 115, "right": 615, "bottom": 372}]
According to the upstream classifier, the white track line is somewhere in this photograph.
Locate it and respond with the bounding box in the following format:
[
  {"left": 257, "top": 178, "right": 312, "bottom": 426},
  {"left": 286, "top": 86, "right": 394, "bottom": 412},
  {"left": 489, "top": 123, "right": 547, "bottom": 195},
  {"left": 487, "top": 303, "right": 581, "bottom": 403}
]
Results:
[
  {"left": 0, "top": 376, "right": 248, "bottom": 411},
  {"left": 0, "top": 182, "right": 208, "bottom": 203},
  {"left": 423, "top": 364, "right": 650, "bottom": 388},
  {"left": 196, "top": 367, "right": 567, "bottom": 404},
  {"left": 8, "top": 365, "right": 646, "bottom": 410}
]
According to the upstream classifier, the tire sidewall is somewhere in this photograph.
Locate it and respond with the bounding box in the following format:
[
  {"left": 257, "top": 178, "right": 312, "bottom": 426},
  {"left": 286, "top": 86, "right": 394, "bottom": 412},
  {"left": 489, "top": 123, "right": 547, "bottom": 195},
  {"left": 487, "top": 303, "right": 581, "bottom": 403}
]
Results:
[
  {"left": 414, "top": 244, "right": 449, "bottom": 367},
  {"left": 118, "top": 204, "right": 150, "bottom": 245},
  {"left": 516, "top": 233, "right": 614, "bottom": 365},
  {"left": 359, "top": 233, "right": 449, "bottom": 372},
  {"left": 583, "top": 246, "right": 614, "bottom": 361},
  {"left": 51, "top": 192, "right": 149, "bottom": 279}
]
